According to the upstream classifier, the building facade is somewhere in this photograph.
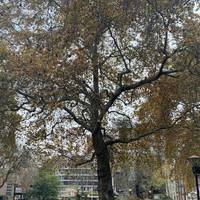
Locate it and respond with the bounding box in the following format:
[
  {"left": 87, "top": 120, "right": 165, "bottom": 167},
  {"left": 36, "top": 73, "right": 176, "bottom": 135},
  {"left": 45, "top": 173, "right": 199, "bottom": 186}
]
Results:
[{"left": 56, "top": 166, "right": 98, "bottom": 200}]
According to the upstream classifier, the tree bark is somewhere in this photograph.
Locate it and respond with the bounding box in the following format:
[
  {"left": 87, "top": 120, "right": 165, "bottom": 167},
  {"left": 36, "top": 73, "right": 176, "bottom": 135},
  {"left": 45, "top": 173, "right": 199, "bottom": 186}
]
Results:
[{"left": 92, "top": 126, "right": 114, "bottom": 200}]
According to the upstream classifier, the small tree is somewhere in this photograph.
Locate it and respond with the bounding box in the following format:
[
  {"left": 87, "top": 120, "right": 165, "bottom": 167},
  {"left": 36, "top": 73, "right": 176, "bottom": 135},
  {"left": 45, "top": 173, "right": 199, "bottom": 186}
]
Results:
[{"left": 26, "top": 169, "right": 60, "bottom": 200}]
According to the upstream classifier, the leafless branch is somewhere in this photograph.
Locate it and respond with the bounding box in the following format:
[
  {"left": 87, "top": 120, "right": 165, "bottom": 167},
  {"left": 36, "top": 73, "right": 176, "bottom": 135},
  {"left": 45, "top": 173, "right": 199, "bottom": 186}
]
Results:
[
  {"left": 63, "top": 106, "right": 91, "bottom": 131},
  {"left": 102, "top": 66, "right": 180, "bottom": 119},
  {"left": 108, "top": 110, "right": 133, "bottom": 128},
  {"left": 57, "top": 148, "right": 95, "bottom": 167},
  {"left": 108, "top": 27, "right": 131, "bottom": 85},
  {"left": 106, "top": 125, "right": 172, "bottom": 146},
  {"left": 75, "top": 152, "right": 95, "bottom": 167}
]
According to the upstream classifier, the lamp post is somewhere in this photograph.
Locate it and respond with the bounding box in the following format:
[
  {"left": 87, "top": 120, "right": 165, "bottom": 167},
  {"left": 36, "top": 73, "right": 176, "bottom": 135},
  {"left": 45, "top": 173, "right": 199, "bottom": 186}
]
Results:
[{"left": 188, "top": 155, "right": 200, "bottom": 200}]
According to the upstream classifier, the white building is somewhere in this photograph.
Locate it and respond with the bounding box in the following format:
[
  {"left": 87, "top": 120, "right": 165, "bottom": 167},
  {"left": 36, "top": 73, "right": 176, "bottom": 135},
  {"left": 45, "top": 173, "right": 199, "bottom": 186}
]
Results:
[{"left": 55, "top": 166, "right": 98, "bottom": 200}]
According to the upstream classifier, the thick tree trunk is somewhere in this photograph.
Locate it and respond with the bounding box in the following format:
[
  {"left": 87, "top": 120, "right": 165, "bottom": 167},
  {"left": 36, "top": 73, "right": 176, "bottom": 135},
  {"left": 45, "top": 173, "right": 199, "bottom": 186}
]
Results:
[{"left": 92, "top": 127, "right": 114, "bottom": 200}]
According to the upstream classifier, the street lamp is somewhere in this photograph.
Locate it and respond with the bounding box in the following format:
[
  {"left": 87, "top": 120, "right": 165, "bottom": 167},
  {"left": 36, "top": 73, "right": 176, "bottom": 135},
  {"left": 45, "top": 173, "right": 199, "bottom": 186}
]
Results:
[{"left": 188, "top": 155, "right": 200, "bottom": 200}]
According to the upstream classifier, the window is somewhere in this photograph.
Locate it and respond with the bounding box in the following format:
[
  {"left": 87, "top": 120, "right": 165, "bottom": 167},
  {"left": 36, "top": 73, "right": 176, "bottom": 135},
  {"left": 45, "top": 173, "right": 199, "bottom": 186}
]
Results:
[{"left": 6, "top": 184, "right": 13, "bottom": 196}]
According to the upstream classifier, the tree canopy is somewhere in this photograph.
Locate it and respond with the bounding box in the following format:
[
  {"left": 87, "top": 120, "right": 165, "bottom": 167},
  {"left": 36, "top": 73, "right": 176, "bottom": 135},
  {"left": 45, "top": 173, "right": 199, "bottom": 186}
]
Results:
[
  {"left": 0, "top": 0, "right": 200, "bottom": 199},
  {"left": 0, "top": 42, "right": 24, "bottom": 187}
]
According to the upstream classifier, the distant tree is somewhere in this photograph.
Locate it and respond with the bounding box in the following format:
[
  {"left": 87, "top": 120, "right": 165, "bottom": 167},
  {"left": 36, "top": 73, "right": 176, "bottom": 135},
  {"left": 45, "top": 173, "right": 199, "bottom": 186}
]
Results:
[{"left": 26, "top": 169, "right": 60, "bottom": 200}]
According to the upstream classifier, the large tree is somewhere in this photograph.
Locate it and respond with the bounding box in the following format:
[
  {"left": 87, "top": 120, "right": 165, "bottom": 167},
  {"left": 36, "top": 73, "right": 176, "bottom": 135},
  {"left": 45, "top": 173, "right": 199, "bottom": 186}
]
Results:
[
  {"left": 1, "top": 0, "right": 200, "bottom": 199},
  {"left": 0, "top": 42, "right": 25, "bottom": 187}
]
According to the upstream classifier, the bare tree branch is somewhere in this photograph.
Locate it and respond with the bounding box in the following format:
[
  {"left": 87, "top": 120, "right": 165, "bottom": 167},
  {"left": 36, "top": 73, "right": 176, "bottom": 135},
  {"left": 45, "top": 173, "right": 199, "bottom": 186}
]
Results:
[
  {"left": 106, "top": 125, "right": 172, "bottom": 146},
  {"left": 75, "top": 152, "right": 95, "bottom": 167},
  {"left": 102, "top": 66, "right": 180, "bottom": 119},
  {"left": 108, "top": 110, "right": 133, "bottom": 128},
  {"left": 63, "top": 106, "right": 91, "bottom": 131},
  {"left": 108, "top": 27, "right": 131, "bottom": 86}
]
